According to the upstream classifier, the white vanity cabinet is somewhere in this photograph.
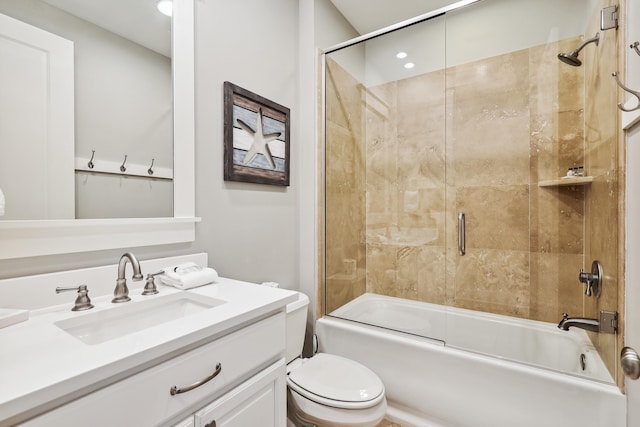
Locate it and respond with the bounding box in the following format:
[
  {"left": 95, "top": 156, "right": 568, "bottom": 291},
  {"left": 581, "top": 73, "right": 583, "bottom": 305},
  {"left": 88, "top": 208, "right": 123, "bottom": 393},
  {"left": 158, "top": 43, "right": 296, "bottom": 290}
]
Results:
[
  {"left": 20, "top": 312, "right": 286, "bottom": 427},
  {"left": 173, "top": 418, "right": 195, "bottom": 427}
]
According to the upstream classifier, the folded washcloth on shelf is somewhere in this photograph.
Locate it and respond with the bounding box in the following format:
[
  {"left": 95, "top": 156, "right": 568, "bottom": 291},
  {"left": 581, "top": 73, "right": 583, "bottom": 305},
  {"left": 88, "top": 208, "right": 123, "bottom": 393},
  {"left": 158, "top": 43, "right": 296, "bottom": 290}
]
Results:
[{"left": 156, "top": 262, "right": 219, "bottom": 290}]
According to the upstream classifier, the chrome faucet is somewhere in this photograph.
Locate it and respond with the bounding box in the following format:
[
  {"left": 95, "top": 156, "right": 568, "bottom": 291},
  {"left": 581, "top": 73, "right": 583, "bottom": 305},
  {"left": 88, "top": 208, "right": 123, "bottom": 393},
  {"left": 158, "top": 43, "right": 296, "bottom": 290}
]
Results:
[
  {"left": 557, "top": 313, "right": 600, "bottom": 332},
  {"left": 112, "top": 252, "right": 143, "bottom": 303}
]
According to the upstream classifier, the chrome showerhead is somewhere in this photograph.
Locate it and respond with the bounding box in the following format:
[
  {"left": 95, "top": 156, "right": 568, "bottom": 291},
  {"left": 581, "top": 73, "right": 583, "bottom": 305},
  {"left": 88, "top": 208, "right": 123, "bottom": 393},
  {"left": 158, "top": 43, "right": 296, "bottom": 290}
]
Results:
[
  {"left": 558, "top": 52, "right": 583, "bottom": 67},
  {"left": 557, "top": 33, "right": 600, "bottom": 67}
]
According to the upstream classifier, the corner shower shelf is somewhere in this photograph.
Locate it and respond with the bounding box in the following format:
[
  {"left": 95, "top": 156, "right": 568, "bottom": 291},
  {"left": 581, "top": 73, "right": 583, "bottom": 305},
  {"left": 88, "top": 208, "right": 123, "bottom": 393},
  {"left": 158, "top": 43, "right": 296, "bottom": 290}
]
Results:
[{"left": 538, "top": 176, "right": 594, "bottom": 187}]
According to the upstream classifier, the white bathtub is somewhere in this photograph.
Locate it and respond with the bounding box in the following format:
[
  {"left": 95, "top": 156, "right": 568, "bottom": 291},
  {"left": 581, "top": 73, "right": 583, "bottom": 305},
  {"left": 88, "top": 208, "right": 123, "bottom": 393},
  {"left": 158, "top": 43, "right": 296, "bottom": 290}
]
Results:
[{"left": 317, "top": 293, "right": 626, "bottom": 427}]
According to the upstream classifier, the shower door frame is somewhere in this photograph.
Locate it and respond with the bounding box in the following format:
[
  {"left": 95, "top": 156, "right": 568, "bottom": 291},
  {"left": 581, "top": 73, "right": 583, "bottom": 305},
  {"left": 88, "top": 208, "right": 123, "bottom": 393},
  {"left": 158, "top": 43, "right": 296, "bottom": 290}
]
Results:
[{"left": 321, "top": 0, "right": 484, "bottom": 320}]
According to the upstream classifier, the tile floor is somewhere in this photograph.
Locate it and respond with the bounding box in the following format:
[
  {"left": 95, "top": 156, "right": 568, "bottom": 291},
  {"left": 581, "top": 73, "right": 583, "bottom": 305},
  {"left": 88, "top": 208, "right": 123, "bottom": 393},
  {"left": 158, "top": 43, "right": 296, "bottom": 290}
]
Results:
[{"left": 376, "top": 419, "right": 404, "bottom": 427}]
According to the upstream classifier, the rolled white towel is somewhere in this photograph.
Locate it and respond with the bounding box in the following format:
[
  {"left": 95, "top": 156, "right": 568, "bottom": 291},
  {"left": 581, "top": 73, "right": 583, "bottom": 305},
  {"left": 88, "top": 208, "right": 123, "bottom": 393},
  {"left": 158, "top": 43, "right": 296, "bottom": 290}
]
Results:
[{"left": 157, "top": 262, "right": 219, "bottom": 290}]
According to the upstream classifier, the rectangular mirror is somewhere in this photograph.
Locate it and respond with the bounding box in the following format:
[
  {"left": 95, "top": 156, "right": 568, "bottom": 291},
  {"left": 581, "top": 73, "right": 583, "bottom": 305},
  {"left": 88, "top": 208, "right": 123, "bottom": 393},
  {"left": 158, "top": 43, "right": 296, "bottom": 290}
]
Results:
[
  {"left": 0, "top": 0, "right": 173, "bottom": 220},
  {"left": 0, "top": 0, "right": 196, "bottom": 259}
]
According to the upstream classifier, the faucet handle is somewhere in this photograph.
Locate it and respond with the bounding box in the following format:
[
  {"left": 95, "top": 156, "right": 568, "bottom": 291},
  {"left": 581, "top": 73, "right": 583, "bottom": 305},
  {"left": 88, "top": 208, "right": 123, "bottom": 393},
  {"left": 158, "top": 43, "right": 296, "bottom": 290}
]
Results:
[
  {"left": 142, "top": 271, "right": 162, "bottom": 296},
  {"left": 578, "top": 269, "right": 593, "bottom": 296},
  {"left": 561, "top": 312, "right": 569, "bottom": 320},
  {"left": 578, "top": 261, "right": 603, "bottom": 298},
  {"left": 56, "top": 285, "right": 94, "bottom": 311}
]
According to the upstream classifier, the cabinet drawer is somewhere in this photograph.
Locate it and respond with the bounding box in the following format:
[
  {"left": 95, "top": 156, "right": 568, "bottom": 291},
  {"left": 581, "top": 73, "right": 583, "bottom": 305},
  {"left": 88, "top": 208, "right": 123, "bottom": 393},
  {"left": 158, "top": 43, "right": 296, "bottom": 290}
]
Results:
[
  {"left": 21, "top": 312, "right": 285, "bottom": 427},
  {"left": 172, "top": 417, "right": 195, "bottom": 427}
]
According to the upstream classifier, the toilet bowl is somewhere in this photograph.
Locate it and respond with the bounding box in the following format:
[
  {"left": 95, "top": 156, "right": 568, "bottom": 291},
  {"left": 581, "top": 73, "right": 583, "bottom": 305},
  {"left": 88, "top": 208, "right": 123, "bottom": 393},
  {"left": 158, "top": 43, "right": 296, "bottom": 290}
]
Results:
[{"left": 285, "top": 292, "right": 387, "bottom": 427}]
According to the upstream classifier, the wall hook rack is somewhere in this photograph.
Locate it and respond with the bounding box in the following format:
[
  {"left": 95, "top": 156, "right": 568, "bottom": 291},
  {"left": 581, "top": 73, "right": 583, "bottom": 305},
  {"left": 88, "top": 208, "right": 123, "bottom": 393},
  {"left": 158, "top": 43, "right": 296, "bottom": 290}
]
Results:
[
  {"left": 631, "top": 41, "right": 640, "bottom": 57},
  {"left": 75, "top": 155, "right": 173, "bottom": 181},
  {"left": 87, "top": 150, "right": 95, "bottom": 169},
  {"left": 612, "top": 72, "right": 640, "bottom": 112}
]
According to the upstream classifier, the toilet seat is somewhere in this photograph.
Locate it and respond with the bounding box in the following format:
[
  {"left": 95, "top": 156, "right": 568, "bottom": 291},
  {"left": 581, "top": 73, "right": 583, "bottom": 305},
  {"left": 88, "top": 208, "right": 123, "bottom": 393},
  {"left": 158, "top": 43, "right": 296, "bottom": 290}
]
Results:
[{"left": 287, "top": 353, "right": 385, "bottom": 410}]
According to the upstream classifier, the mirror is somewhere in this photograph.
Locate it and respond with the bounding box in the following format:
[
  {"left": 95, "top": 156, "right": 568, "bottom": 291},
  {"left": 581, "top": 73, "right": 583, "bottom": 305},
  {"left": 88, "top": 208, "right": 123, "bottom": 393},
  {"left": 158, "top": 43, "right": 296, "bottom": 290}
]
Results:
[
  {"left": 0, "top": 0, "right": 173, "bottom": 220},
  {"left": 0, "top": 0, "right": 196, "bottom": 259}
]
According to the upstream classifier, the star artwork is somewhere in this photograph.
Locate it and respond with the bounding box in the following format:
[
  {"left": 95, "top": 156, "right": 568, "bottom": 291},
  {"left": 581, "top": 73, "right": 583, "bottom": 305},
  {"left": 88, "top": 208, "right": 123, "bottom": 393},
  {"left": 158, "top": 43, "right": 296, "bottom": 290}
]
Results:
[
  {"left": 236, "top": 108, "right": 281, "bottom": 170},
  {"left": 223, "top": 81, "right": 290, "bottom": 186}
]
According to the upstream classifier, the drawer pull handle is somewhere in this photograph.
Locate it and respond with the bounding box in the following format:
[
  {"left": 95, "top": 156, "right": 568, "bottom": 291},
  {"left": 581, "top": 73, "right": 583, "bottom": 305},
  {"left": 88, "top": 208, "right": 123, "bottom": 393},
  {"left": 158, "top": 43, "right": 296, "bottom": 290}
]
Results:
[{"left": 170, "top": 363, "right": 222, "bottom": 395}]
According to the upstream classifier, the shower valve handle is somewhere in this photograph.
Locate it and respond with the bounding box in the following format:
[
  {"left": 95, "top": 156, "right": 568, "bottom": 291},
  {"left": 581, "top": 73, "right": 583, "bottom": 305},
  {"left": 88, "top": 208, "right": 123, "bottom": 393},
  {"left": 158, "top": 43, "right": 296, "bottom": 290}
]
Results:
[
  {"left": 579, "top": 269, "right": 593, "bottom": 296},
  {"left": 578, "top": 261, "right": 603, "bottom": 298}
]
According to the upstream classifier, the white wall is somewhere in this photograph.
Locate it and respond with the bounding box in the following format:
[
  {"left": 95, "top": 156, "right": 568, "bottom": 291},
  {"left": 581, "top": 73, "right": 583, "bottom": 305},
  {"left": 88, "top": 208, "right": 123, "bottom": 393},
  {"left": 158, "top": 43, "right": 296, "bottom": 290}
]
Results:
[
  {"left": 190, "top": 0, "right": 300, "bottom": 289},
  {"left": 336, "top": 0, "right": 598, "bottom": 88},
  {"left": 0, "top": 0, "right": 300, "bottom": 283},
  {"left": 444, "top": 0, "right": 596, "bottom": 67},
  {"left": 0, "top": 0, "right": 359, "bottom": 318}
]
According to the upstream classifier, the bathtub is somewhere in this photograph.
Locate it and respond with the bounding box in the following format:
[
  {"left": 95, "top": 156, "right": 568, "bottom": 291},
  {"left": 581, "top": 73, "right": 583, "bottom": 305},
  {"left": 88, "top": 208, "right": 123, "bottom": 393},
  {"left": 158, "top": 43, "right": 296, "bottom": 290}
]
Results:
[{"left": 316, "top": 293, "right": 626, "bottom": 427}]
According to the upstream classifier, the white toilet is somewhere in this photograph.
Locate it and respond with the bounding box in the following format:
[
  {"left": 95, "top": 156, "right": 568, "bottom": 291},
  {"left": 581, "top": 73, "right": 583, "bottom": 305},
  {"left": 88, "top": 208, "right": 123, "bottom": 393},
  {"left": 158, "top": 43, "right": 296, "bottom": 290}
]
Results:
[{"left": 285, "top": 292, "right": 387, "bottom": 427}]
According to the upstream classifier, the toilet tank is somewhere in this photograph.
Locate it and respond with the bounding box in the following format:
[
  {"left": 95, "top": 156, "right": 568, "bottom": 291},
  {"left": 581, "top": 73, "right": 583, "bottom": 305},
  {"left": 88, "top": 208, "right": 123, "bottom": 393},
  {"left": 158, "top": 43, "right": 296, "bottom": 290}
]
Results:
[{"left": 286, "top": 292, "right": 309, "bottom": 363}]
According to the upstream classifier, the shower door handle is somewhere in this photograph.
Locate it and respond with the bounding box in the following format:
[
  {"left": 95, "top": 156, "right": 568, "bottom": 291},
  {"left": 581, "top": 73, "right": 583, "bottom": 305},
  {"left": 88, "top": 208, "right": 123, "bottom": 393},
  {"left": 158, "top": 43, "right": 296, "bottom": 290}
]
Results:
[{"left": 458, "top": 212, "right": 465, "bottom": 256}]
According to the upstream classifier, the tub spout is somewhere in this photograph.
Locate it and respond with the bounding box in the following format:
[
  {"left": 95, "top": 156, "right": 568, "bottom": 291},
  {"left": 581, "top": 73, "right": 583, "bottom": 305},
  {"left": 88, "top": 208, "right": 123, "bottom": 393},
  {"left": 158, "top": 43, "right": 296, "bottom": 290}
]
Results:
[{"left": 557, "top": 313, "right": 599, "bottom": 332}]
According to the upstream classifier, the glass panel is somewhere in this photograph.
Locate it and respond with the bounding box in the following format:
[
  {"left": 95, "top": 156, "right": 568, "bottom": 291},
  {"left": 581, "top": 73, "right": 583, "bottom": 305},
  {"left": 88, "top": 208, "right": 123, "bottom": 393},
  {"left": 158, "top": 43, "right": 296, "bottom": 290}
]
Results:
[
  {"left": 444, "top": 0, "right": 616, "bottom": 382},
  {"left": 325, "top": 15, "right": 447, "bottom": 343}
]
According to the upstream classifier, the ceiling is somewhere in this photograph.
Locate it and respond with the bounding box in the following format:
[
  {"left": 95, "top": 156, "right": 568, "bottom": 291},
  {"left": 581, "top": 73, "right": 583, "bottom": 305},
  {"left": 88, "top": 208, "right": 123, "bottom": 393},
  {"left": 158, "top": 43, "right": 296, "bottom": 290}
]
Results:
[
  {"left": 39, "top": 0, "right": 459, "bottom": 58},
  {"left": 329, "top": 0, "right": 461, "bottom": 34},
  {"left": 42, "top": 0, "right": 171, "bottom": 57}
]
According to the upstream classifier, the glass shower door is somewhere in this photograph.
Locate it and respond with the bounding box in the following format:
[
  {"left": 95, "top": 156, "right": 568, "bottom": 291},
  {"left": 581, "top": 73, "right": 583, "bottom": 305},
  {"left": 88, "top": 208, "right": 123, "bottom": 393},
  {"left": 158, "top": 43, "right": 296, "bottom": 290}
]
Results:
[
  {"left": 324, "top": 0, "right": 620, "bottom": 383},
  {"left": 324, "top": 14, "right": 449, "bottom": 343}
]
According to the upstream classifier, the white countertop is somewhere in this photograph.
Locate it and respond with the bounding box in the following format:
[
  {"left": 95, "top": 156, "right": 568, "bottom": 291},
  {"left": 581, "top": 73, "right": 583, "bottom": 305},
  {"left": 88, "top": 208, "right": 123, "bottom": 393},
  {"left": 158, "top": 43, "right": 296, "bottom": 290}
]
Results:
[{"left": 0, "top": 278, "right": 297, "bottom": 426}]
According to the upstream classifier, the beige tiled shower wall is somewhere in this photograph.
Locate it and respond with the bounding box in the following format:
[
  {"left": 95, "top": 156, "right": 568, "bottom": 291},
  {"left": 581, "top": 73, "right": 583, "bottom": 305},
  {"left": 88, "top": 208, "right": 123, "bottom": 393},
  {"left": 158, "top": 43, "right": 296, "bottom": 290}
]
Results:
[
  {"left": 347, "top": 37, "right": 587, "bottom": 322},
  {"left": 326, "top": 37, "right": 590, "bottom": 317}
]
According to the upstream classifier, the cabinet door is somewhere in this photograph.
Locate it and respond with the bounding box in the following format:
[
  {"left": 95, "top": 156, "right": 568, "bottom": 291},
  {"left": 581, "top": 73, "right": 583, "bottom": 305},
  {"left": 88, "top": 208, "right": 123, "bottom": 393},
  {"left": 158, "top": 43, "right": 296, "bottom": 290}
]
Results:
[
  {"left": 172, "top": 417, "right": 195, "bottom": 427},
  {"left": 194, "top": 359, "right": 286, "bottom": 427}
]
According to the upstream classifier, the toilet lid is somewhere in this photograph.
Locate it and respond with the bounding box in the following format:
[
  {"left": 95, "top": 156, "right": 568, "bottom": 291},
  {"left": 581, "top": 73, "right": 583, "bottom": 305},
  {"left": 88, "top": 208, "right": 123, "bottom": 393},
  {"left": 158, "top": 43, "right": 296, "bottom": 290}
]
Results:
[{"left": 287, "top": 353, "right": 385, "bottom": 409}]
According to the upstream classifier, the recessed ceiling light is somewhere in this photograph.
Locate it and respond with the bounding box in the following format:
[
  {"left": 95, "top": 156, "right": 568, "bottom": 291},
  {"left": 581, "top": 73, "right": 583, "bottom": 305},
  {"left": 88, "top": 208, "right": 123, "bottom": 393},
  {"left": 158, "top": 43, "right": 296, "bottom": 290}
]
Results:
[
  {"left": 396, "top": 52, "right": 408, "bottom": 59},
  {"left": 404, "top": 62, "right": 415, "bottom": 69},
  {"left": 157, "top": 0, "right": 173, "bottom": 17}
]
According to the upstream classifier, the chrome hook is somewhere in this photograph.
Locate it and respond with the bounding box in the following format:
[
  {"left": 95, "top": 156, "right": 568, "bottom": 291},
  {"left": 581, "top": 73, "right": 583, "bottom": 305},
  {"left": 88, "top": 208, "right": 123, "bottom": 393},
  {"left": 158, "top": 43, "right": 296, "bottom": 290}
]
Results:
[
  {"left": 632, "top": 41, "right": 640, "bottom": 57},
  {"left": 87, "top": 150, "right": 95, "bottom": 169},
  {"left": 120, "top": 155, "right": 128, "bottom": 172},
  {"left": 612, "top": 72, "right": 640, "bottom": 112},
  {"left": 148, "top": 158, "right": 155, "bottom": 176}
]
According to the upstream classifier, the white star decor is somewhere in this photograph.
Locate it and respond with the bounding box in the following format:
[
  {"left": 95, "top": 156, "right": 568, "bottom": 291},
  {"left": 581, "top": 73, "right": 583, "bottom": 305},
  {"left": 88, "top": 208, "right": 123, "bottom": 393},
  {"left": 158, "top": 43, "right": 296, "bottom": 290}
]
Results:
[{"left": 236, "top": 108, "right": 282, "bottom": 169}]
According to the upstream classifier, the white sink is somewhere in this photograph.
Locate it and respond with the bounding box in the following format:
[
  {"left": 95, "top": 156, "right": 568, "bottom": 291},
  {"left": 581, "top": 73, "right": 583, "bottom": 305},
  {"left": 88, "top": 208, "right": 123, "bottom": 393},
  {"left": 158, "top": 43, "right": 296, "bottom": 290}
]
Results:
[{"left": 55, "top": 293, "right": 225, "bottom": 345}]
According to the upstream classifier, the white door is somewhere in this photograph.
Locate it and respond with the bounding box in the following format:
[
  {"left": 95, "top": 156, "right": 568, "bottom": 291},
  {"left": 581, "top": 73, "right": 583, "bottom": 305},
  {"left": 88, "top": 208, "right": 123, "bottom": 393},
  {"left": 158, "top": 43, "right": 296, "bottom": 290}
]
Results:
[
  {"left": 0, "top": 12, "right": 74, "bottom": 220},
  {"left": 626, "top": 0, "right": 640, "bottom": 425},
  {"left": 626, "top": 126, "right": 640, "bottom": 424}
]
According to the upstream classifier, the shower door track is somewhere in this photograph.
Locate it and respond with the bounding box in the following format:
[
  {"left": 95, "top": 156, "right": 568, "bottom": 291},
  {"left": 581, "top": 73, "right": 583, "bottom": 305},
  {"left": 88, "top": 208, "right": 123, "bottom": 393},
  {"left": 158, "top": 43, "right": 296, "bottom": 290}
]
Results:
[{"left": 323, "top": 0, "right": 484, "bottom": 54}]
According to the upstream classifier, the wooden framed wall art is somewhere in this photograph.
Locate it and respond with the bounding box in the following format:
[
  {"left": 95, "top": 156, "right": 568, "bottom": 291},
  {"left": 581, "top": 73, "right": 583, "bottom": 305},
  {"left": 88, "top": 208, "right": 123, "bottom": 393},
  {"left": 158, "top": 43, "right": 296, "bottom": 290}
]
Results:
[{"left": 223, "top": 81, "right": 290, "bottom": 186}]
